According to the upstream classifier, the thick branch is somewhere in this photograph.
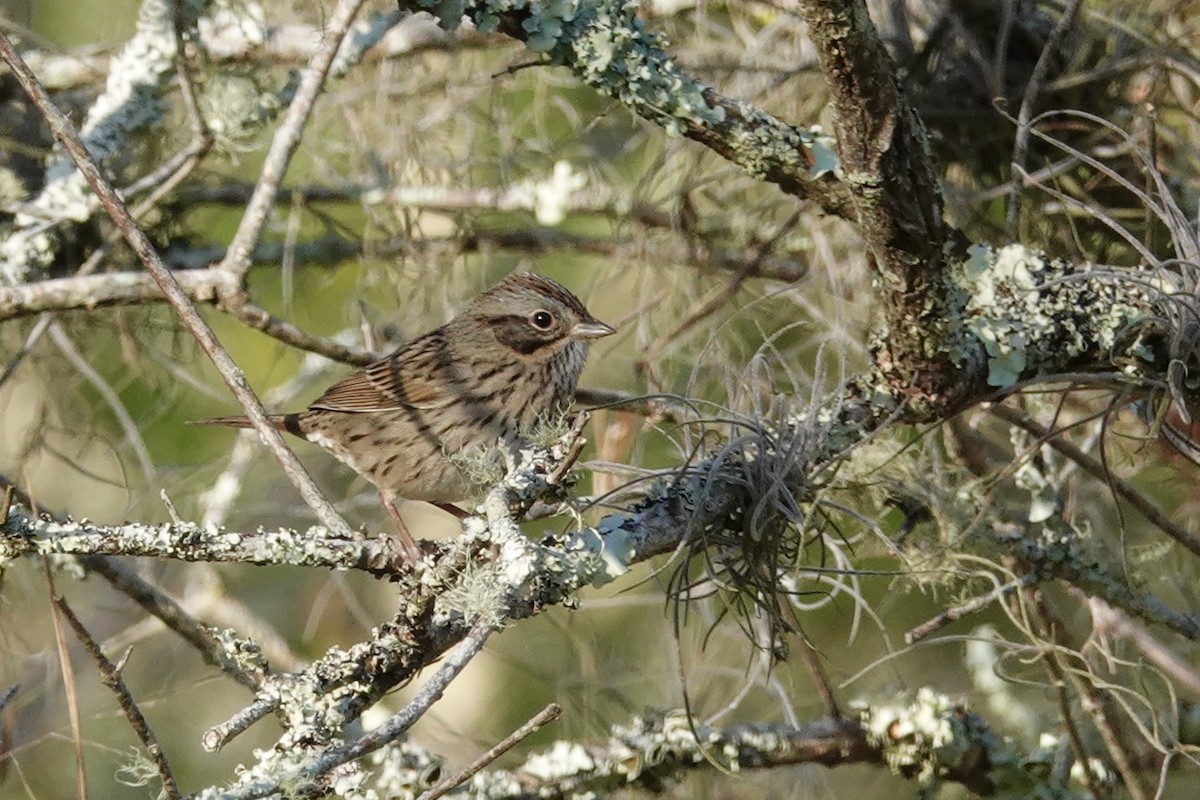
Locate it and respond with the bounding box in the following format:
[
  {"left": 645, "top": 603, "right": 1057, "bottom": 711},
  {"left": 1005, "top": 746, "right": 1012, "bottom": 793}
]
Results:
[
  {"left": 797, "top": 0, "right": 971, "bottom": 413},
  {"left": 799, "top": 0, "right": 949, "bottom": 277}
]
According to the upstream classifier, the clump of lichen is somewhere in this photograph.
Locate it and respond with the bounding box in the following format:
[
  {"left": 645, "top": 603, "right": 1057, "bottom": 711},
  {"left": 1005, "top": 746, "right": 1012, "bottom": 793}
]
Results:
[
  {"left": 417, "top": 0, "right": 724, "bottom": 134},
  {"left": 946, "top": 243, "right": 1148, "bottom": 388},
  {"left": 860, "top": 688, "right": 993, "bottom": 788},
  {"left": 435, "top": 557, "right": 510, "bottom": 627},
  {"left": 447, "top": 442, "right": 507, "bottom": 497},
  {"left": 197, "top": 69, "right": 282, "bottom": 153}
]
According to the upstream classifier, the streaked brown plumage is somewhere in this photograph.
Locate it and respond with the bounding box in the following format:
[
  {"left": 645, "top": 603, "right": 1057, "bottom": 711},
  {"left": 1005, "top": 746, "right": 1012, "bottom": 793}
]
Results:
[{"left": 199, "top": 272, "right": 614, "bottom": 560}]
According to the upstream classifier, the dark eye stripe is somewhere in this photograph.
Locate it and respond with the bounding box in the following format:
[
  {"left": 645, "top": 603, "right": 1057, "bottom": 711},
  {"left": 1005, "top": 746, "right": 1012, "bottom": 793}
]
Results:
[{"left": 487, "top": 315, "right": 556, "bottom": 355}]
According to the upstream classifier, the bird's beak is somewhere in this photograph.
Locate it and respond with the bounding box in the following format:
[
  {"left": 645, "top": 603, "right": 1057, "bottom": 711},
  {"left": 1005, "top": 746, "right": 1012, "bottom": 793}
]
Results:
[{"left": 571, "top": 318, "right": 616, "bottom": 340}]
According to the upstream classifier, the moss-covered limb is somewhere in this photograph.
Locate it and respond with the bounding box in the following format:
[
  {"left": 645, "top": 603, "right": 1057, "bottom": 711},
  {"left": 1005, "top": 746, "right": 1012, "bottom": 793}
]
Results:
[
  {"left": 454, "top": 713, "right": 877, "bottom": 799},
  {"left": 943, "top": 247, "right": 1156, "bottom": 390},
  {"left": 871, "top": 244, "right": 1161, "bottom": 418},
  {"left": 398, "top": 0, "right": 853, "bottom": 219},
  {"left": 201, "top": 697, "right": 1013, "bottom": 799},
  {"left": 0, "top": 504, "right": 409, "bottom": 574},
  {"left": 333, "top": 697, "right": 1070, "bottom": 799},
  {"left": 993, "top": 522, "right": 1200, "bottom": 640},
  {"left": 859, "top": 690, "right": 1031, "bottom": 798},
  {"left": 196, "top": 697, "right": 1015, "bottom": 799},
  {"left": 0, "top": 0, "right": 208, "bottom": 285}
]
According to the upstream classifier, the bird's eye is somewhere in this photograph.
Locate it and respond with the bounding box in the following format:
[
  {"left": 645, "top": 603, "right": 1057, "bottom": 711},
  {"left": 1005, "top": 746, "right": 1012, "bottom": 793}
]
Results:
[{"left": 530, "top": 310, "right": 555, "bottom": 330}]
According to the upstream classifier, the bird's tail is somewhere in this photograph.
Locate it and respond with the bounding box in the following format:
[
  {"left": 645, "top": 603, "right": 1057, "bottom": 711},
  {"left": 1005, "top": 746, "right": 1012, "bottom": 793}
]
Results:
[{"left": 190, "top": 414, "right": 304, "bottom": 437}]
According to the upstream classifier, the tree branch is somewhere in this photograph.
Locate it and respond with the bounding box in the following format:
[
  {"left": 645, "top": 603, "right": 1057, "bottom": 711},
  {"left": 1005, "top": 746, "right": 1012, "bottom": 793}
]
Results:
[
  {"left": 0, "top": 29, "right": 356, "bottom": 539},
  {"left": 395, "top": 1, "right": 852, "bottom": 218}
]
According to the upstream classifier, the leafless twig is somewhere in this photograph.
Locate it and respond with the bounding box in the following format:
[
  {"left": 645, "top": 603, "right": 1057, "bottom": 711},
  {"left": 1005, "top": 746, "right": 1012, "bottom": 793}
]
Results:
[
  {"left": 418, "top": 703, "right": 564, "bottom": 800},
  {"left": 42, "top": 563, "right": 86, "bottom": 800},
  {"left": 0, "top": 30, "right": 355, "bottom": 539},
  {"left": 1005, "top": 0, "right": 1085, "bottom": 236},
  {"left": 220, "top": 0, "right": 368, "bottom": 279},
  {"left": 53, "top": 596, "right": 181, "bottom": 800}
]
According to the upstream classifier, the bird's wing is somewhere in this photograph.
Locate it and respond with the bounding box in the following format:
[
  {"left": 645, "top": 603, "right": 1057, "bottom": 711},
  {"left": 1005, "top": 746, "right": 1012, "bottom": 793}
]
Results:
[{"left": 308, "top": 332, "right": 459, "bottom": 413}]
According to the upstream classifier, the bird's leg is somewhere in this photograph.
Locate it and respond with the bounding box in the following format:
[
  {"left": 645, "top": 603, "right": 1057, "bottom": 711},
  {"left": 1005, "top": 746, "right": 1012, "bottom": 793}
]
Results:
[
  {"left": 433, "top": 502, "right": 470, "bottom": 520},
  {"left": 379, "top": 491, "right": 423, "bottom": 563}
]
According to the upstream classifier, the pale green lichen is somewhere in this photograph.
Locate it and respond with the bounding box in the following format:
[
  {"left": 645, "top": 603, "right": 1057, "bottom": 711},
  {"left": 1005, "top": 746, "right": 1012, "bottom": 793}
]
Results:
[
  {"left": 447, "top": 442, "right": 508, "bottom": 497},
  {"left": 522, "top": 741, "right": 596, "bottom": 781},
  {"left": 947, "top": 243, "right": 1147, "bottom": 388},
  {"left": 724, "top": 98, "right": 814, "bottom": 179},
  {"left": 197, "top": 70, "right": 281, "bottom": 152},
  {"left": 861, "top": 688, "right": 988, "bottom": 787},
  {"left": 434, "top": 558, "right": 511, "bottom": 627},
  {"left": 418, "top": 1, "right": 724, "bottom": 133},
  {"left": 363, "top": 742, "right": 443, "bottom": 799},
  {"left": 805, "top": 124, "right": 840, "bottom": 178},
  {"left": 210, "top": 626, "right": 270, "bottom": 676},
  {"left": 958, "top": 244, "right": 1045, "bottom": 386},
  {"left": 467, "top": 711, "right": 867, "bottom": 796}
]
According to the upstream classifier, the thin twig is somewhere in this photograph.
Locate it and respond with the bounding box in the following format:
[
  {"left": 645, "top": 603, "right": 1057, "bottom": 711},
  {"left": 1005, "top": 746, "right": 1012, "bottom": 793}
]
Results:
[
  {"left": 417, "top": 703, "right": 563, "bottom": 800},
  {"left": 906, "top": 574, "right": 1038, "bottom": 644},
  {"left": 203, "top": 697, "right": 279, "bottom": 753},
  {"left": 219, "top": 298, "right": 374, "bottom": 366},
  {"left": 42, "top": 562, "right": 87, "bottom": 800},
  {"left": 547, "top": 413, "right": 591, "bottom": 487},
  {"left": 83, "top": 556, "right": 265, "bottom": 690},
  {"left": 989, "top": 403, "right": 1200, "bottom": 558},
  {"left": 47, "top": 321, "right": 156, "bottom": 484},
  {"left": 53, "top": 596, "right": 181, "bottom": 800},
  {"left": 0, "top": 31, "right": 355, "bottom": 540},
  {"left": 219, "top": 0, "right": 367, "bottom": 279},
  {"left": 1005, "top": 0, "right": 1085, "bottom": 236},
  {"left": 307, "top": 620, "right": 494, "bottom": 772}
]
